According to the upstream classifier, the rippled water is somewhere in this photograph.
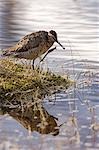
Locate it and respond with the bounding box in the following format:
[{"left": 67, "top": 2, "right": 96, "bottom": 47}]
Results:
[
  {"left": 0, "top": 0, "right": 99, "bottom": 61},
  {"left": 0, "top": 0, "right": 99, "bottom": 149}
]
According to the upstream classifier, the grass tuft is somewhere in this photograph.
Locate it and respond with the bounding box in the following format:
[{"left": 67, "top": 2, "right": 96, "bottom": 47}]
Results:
[{"left": 0, "top": 58, "right": 72, "bottom": 108}]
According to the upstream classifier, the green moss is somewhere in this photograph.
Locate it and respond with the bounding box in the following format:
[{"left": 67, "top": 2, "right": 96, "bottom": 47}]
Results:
[{"left": 0, "top": 58, "right": 72, "bottom": 106}]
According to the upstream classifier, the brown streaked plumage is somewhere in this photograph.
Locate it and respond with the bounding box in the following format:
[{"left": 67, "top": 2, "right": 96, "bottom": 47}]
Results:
[{"left": 2, "top": 30, "right": 65, "bottom": 69}]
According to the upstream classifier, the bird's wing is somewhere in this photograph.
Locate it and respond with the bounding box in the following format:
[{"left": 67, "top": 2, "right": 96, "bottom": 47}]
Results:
[{"left": 15, "top": 31, "right": 45, "bottom": 53}]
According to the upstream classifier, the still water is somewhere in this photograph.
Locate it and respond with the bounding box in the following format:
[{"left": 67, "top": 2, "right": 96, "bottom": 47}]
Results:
[{"left": 0, "top": 0, "right": 99, "bottom": 149}]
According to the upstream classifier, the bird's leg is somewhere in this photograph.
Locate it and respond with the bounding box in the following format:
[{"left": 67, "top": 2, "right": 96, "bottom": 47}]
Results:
[
  {"left": 32, "top": 59, "right": 35, "bottom": 70},
  {"left": 40, "top": 47, "right": 56, "bottom": 62}
]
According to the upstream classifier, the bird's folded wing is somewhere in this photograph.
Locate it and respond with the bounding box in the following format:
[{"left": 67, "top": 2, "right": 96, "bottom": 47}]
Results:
[{"left": 15, "top": 33, "right": 42, "bottom": 53}]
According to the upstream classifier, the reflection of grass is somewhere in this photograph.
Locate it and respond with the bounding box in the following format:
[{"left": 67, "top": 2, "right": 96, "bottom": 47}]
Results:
[{"left": 0, "top": 58, "right": 72, "bottom": 107}]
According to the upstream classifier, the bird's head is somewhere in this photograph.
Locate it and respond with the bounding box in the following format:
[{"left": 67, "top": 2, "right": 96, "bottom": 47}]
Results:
[
  {"left": 48, "top": 30, "right": 65, "bottom": 50},
  {"left": 49, "top": 30, "right": 58, "bottom": 42}
]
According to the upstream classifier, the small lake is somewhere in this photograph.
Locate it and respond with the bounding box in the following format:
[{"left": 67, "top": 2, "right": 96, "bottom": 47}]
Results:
[{"left": 0, "top": 0, "right": 99, "bottom": 149}]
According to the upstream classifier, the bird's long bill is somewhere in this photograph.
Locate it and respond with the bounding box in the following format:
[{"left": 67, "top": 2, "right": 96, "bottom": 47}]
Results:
[{"left": 56, "top": 40, "right": 65, "bottom": 50}]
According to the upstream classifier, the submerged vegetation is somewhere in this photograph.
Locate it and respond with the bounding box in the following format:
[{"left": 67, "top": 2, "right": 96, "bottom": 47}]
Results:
[{"left": 0, "top": 58, "right": 71, "bottom": 108}]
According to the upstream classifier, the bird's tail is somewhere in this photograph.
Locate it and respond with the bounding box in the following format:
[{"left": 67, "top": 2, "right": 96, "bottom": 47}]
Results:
[{"left": 1, "top": 48, "right": 15, "bottom": 57}]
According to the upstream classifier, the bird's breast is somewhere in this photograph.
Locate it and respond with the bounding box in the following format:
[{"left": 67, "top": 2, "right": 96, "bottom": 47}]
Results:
[{"left": 39, "top": 40, "right": 54, "bottom": 55}]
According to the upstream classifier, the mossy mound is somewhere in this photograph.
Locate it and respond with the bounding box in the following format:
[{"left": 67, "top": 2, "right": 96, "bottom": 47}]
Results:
[{"left": 0, "top": 58, "right": 71, "bottom": 108}]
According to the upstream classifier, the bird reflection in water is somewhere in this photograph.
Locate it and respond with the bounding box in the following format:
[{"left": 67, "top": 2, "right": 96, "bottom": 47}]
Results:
[{"left": 2, "top": 103, "right": 59, "bottom": 136}]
